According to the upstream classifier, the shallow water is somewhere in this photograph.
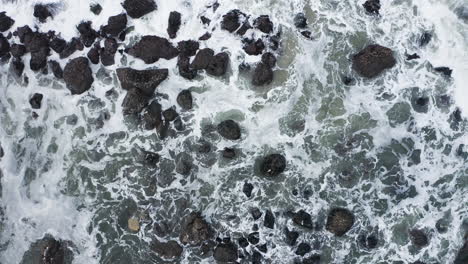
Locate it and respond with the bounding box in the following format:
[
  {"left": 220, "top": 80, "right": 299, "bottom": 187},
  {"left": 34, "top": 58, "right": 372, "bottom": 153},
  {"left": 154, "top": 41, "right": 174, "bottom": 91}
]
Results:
[{"left": 0, "top": 0, "right": 467, "bottom": 263}]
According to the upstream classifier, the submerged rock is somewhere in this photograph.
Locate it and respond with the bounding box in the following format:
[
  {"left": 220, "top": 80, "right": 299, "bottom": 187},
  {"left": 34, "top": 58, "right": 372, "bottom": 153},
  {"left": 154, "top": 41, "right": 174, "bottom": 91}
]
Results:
[
  {"left": 151, "top": 240, "right": 183, "bottom": 259},
  {"left": 254, "top": 15, "right": 273, "bottom": 34},
  {"left": 264, "top": 210, "right": 275, "bottom": 229},
  {"left": 243, "top": 39, "right": 265, "bottom": 56},
  {"left": 167, "top": 11, "right": 182, "bottom": 39},
  {"left": 455, "top": 236, "right": 468, "bottom": 264},
  {"left": 352, "top": 44, "right": 396, "bottom": 78},
  {"left": 122, "top": 88, "right": 150, "bottom": 115},
  {"left": 260, "top": 154, "right": 286, "bottom": 177},
  {"left": 20, "top": 235, "right": 74, "bottom": 264},
  {"left": 177, "top": 89, "right": 193, "bottom": 110},
  {"left": 217, "top": 120, "right": 241, "bottom": 140},
  {"left": 285, "top": 228, "right": 299, "bottom": 246},
  {"left": 175, "top": 152, "right": 193, "bottom": 175},
  {"left": 122, "top": 0, "right": 157, "bottom": 19},
  {"left": 29, "top": 93, "right": 43, "bottom": 109},
  {"left": 294, "top": 13, "right": 307, "bottom": 29},
  {"left": 358, "top": 233, "right": 379, "bottom": 249},
  {"left": 0, "top": 12, "right": 15, "bottom": 32},
  {"left": 179, "top": 212, "right": 213, "bottom": 246},
  {"left": 363, "top": 0, "right": 381, "bottom": 15},
  {"left": 213, "top": 242, "right": 238, "bottom": 263},
  {"left": 296, "top": 242, "right": 311, "bottom": 256},
  {"left": 222, "top": 148, "right": 236, "bottom": 159},
  {"left": 10, "top": 44, "right": 26, "bottom": 58},
  {"left": 292, "top": 210, "right": 313, "bottom": 229},
  {"left": 326, "top": 208, "right": 355, "bottom": 236},
  {"left": 116, "top": 68, "right": 168, "bottom": 96},
  {"left": 409, "top": 229, "right": 429, "bottom": 247},
  {"left": 101, "top": 14, "right": 127, "bottom": 37},
  {"left": 63, "top": 57, "right": 93, "bottom": 95},
  {"left": 127, "top": 35, "right": 179, "bottom": 63},
  {"left": 10, "top": 58, "right": 24, "bottom": 77},
  {"left": 252, "top": 62, "right": 273, "bottom": 86}
]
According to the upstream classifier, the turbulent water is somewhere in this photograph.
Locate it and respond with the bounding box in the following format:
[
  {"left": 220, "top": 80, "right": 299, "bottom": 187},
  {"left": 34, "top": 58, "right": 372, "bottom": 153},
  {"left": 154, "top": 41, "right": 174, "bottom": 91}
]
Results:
[{"left": 0, "top": 0, "right": 467, "bottom": 263}]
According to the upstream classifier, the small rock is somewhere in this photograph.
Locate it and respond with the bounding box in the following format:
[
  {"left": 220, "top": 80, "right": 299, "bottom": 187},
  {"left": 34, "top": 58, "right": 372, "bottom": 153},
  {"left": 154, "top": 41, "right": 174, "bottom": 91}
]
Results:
[
  {"left": 217, "top": 120, "right": 241, "bottom": 140},
  {"left": 252, "top": 62, "right": 273, "bottom": 86},
  {"left": 127, "top": 35, "right": 179, "bottom": 63},
  {"left": 292, "top": 210, "right": 313, "bottom": 229},
  {"left": 167, "top": 11, "right": 182, "bottom": 39},
  {"left": 33, "top": 4, "right": 53, "bottom": 23},
  {"left": 178, "top": 40, "right": 199, "bottom": 57},
  {"left": 237, "top": 20, "right": 252, "bottom": 36},
  {"left": 90, "top": 3, "right": 102, "bottom": 15},
  {"left": 101, "top": 13, "right": 127, "bottom": 37},
  {"left": 214, "top": 242, "right": 238, "bottom": 263},
  {"left": 177, "top": 89, "right": 193, "bottom": 110},
  {"left": 342, "top": 76, "right": 354, "bottom": 85},
  {"left": 238, "top": 237, "right": 249, "bottom": 248},
  {"left": 325, "top": 208, "right": 355, "bottom": 236},
  {"left": 254, "top": 15, "right": 273, "bottom": 34},
  {"left": 101, "top": 38, "right": 118, "bottom": 66},
  {"left": 200, "top": 16, "right": 211, "bottom": 25},
  {"left": 419, "top": 32, "right": 432, "bottom": 47},
  {"left": 406, "top": 53, "right": 420, "bottom": 60},
  {"left": 179, "top": 212, "right": 213, "bottom": 246},
  {"left": 128, "top": 216, "right": 140, "bottom": 232},
  {"left": 294, "top": 13, "right": 307, "bottom": 29},
  {"left": 178, "top": 55, "right": 197, "bottom": 80},
  {"left": 77, "top": 21, "right": 98, "bottom": 47},
  {"left": 434, "top": 66, "right": 452, "bottom": 77},
  {"left": 251, "top": 207, "right": 262, "bottom": 220},
  {"left": 247, "top": 232, "right": 260, "bottom": 245},
  {"left": 409, "top": 229, "right": 429, "bottom": 247},
  {"left": 116, "top": 68, "right": 168, "bottom": 96},
  {"left": 63, "top": 57, "right": 94, "bottom": 95},
  {"left": 87, "top": 44, "right": 100, "bottom": 64},
  {"left": 363, "top": 0, "right": 381, "bottom": 15},
  {"left": 0, "top": 34, "right": 10, "bottom": 57},
  {"left": 206, "top": 52, "right": 229, "bottom": 76},
  {"left": 352, "top": 44, "right": 396, "bottom": 78},
  {"left": 151, "top": 240, "right": 183, "bottom": 259},
  {"left": 221, "top": 10, "right": 246, "bottom": 33},
  {"left": 358, "top": 234, "right": 378, "bottom": 249},
  {"left": 303, "top": 255, "right": 321, "bottom": 264},
  {"left": 141, "top": 150, "right": 160, "bottom": 167},
  {"left": 296, "top": 242, "right": 311, "bottom": 256},
  {"left": 285, "top": 228, "right": 299, "bottom": 246},
  {"left": 301, "top": 30, "right": 312, "bottom": 39},
  {"left": 59, "top": 37, "right": 83, "bottom": 59},
  {"left": 243, "top": 182, "right": 254, "bottom": 198},
  {"left": 162, "top": 108, "right": 178, "bottom": 121},
  {"left": 257, "top": 243, "right": 267, "bottom": 253},
  {"left": 48, "top": 60, "right": 63, "bottom": 79},
  {"left": 260, "top": 154, "right": 286, "bottom": 177},
  {"left": 264, "top": 210, "right": 275, "bottom": 229},
  {"left": 199, "top": 32, "right": 211, "bottom": 41},
  {"left": 0, "top": 144, "right": 3, "bottom": 158},
  {"left": 29, "top": 93, "right": 43, "bottom": 109},
  {"left": 0, "top": 12, "right": 15, "bottom": 32},
  {"left": 10, "top": 58, "right": 24, "bottom": 77},
  {"left": 10, "top": 44, "right": 26, "bottom": 57},
  {"left": 243, "top": 38, "right": 265, "bottom": 56},
  {"left": 222, "top": 148, "right": 236, "bottom": 159},
  {"left": 142, "top": 101, "right": 163, "bottom": 129},
  {"left": 122, "top": 0, "right": 157, "bottom": 19},
  {"left": 261, "top": 52, "right": 276, "bottom": 67},
  {"left": 30, "top": 48, "right": 49, "bottom": 71}
]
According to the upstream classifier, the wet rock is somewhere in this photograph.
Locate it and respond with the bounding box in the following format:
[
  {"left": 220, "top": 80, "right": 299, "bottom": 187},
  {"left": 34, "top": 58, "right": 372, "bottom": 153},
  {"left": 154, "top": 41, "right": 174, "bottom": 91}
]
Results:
[
  {"left": 200, "top": 16, "right": 211, "bottom": 25},
  {"left": 213, "top": 242, "right": 238, "bottom": 263},
  {"left": 101, "top": 38, "right": 118, "bottom": 66},
  {"left": 87, "top": 44, "right": 100, "bottom": 64},
  {"left": 409, "top": 229, "right": 429, "bottom": 247},
  {"left": 151, "top": 240, "right": 183, "bottom": 259},
  {"left": 21, "top": 235, "right": 74, "bottom": 264},
  {"left": 178, "top": 40, "right": 199, "bottom": 57},
  {"left": 252, "top": 62, "right": 273, "bottom": 86},
  {"left": 48, "top": 60, "right": 63, "bottom": 79},
  {"left": 127, "top": 35, "right": 179, "bottom": 63},
  {"left": 63, "top": 57, "right": 93, "bottom": 95},
  {"left": 222, "top": 147, "right": 236, "bottom": 159},
  {"left": 257, "top": 243, "right": 267, "bottom": 253},
  {"left": 49, "top": 37, "right": 66, "bottom": 54},
  {"left": 252, "top": 250, "right": 262, "bottom": 263},
  {"left": 175, "top": 152, "right": 193, "bottom": 175},
  {"left": 294, "top": 13, "right": 307, "bottom": 29},
  {"left": 434, "top": 66, "right": 452, "bottom": 77},
  {"left": 10, "top": 58, "right": 24, "bottom": 77},
  {"left": 177, "top": 55, "right": 197, "bottom": 80},
  {"left": 0, "top": 12, "right": 14, "bottom": 32},
  {"left": 261, "top": 52, "right": 276, "bottom": 67},
  {"left": 237, "top": 20, "right": 252, "bottom": 36},
  {"left": 101, "top": 14, "right": 127, "bottom": 37},
  {"left": 128, "top": 216, "right": 140, "bottom": 232},
  {"left": 455, "top": 237, "right": 468, "bottom": 264},
  {"left": 363, "top": 0, "right": 381, "bottom": 15},
  {"left": 358, "top": 234, "right": 378, "bottom": 249},
  {"left": 77, "top": 21, "right": 98, "bottom": 47},
  {"left": 122, "top": 0, "right": 157, "bottom": 19},
  {"left": 251, "top": 207, "right": 262, "bottom": 220},
  {"left": 59, "top": 37, "right": 84, "bottom": 59},
  {"left": 199, "top": 32, "right": 211, "bottom": 41},
  {"left": 243, "top": 182, "right": 254, "bottom": 198},
  {"left": 122, "top": 88, "right": 150, "bottom": 115},
  {"left": 162, "top": 108, "right": 178, "bottom": 121},
  {"left": 301, "top": 31, "right": 313, "bottom": 39},
  {"left": 406, "top": 53, "right": 420, "bottom": 60},
  {"left": 34, "top": 4, "right": 53, "bottom": 23},
  {"left": 264, "top": 210, "right": 275, "bottom": 229},
  {"left": 217, "top": 120, "right": 241, "bottom": 140},
  {"left": 179, "top": 212, "right": 213, "bottom": 246},
  {"left": 191, "top": 48, "right": 214, "bottom": 70},
  {"left": 168, "top": 11, "right": 182, "bottom": 39},
  {"left": 29, "top": 93, "right": 43, "bottom": 109},
  {"left": 243, "top": 39, "right": 265, "bottom": 56},
  {"left": 221, "top": 10, "right": 246, "bottom": 33},
  {"left": 15, "top": 25, "right": 33, "bottom": 43},
  {"left": 0, "top": 34, "right": 10, "bottom": 57},
  {"left": 238, "top": 237, "right": 249, "bottom": 248},
  {"left": 303, "top": 255, "right": 321, "bottom": 264},
  {"left": 247, "top": 232, "right": 260, "bottom": 245},
  {"left": 342, "top": 76, "right": 355, "bottom": 85},
  {"left": 90, "top": 3, "right": 102, "bottom": 15},
  {"left": 292, "top": 210, "right": 313, "bottom": 229},
  {"left": 206, "top": 52, "right": 229, "bottom": 76},
  {"left": 412, "top": 96, "right": 429, "bottom": 113},
  {"left": 296, "top": 242, "right": 311, "bottom": 256},
  {"left": 285, "top": 228, "right": 299, "bottom": 246},
  {"left": 0, "top": 143, "right": 3, "bottom": 158},
  {"left": 116, "top": 68, "right": 168, "bottom": 96},
  {"left": 141, "top": 150, "right": 160, "bottom": 167},
  {"left": 260, "top": 154, "right": 286, "bottom": 177},
  {"left": 352, "top": 44, "right": 396, "bottom": 78},
  {"left": 177, "top": 89, "right": 193, "bottom": 110},
  {"left": 10, "top": 44, "right": 26, "bottom": 57},
  {"left": 30, "top": 48, "right": 49, "bottom": 71},
  {"left": 254, "top": 15, "right": 273, "bottom": 34},
  {"left": 419, "top": 32, "right": 432, "bottom": 47},
  {"left": 326, "top": 208, "right": 355, "bottom": 236},
  {"left": 142, "top": 101, "right": 163, "bottom": 129}
]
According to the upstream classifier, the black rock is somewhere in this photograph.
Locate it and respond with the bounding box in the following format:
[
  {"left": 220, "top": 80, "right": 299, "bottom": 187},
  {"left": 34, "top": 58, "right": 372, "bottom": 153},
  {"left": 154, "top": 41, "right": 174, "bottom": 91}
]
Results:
[
  {"left": 260, "top": 154, "right": 286, "bottom": 177},
  {"left": 101, "top": 14, "right": 127, "bottom": 37},
  {"left": 292, "top": 210, "right": 313, "bottom": 229},
  {"left": 0, "top": 12, "right": 15, "bottom": 32},
  {"left": 0, "top": 52, "right": 11, "bottom": 63},
  {"left": 142, "top": 101, "right": 163, "bottom": 129},
  {"left": 30, "top": 48, "right": 49, "bottom": 71},
  {"left": 199, "top": 32, "right": 211, "bottom": 41},
  {"left": 352, "top": 44, "right": 396, "bottom": 78},
  {"left": 264, "top": 210, "right": 275, "bottom": 229},
  {"left": 252, "top": 250, "right": 262, "bottom": 264},
  {"left": 49, "top": 37, "right": 66, "bottom": 53},
  {"left": 90, "top": 3, "right": 102, "bottom": 15},
  {"left": 63, "top": 57, "right": 94, "bottom": 95},
  {"left": 254, "top": 15, "right": 273, "bottom": 34},
  {"left": 34, "top": 4, "right": 54, "bottom": 23},
  {"left": 342, "top": 76, "right": 354, "bottom": 85},
  {"left": 238, "top": 237, "right": 249, "bottom": 248},
  {"left": 191, "top": 48, "right": 214, "bottom": 70},
  {"left": 214, "top": 242, "right": 238, "bottom": 263},
  {"left": 326, "top": 208, "right": 355, "bottom": 236},
  {"left": 261, "top": 52, "right": 276, "bottom": 67},
  {"left": 434, "top": 66, "right": 452, "bottom": 77},
  {"left": 162, "top": 108, "right": 178, "bottom": 121},
  {"left": 141, "top": 150, "right": 160, "bottom": 167},
  {"left": 20, "top": 235, "right": 73, "bottom": 264},
  {"left": 179, "top": 212, "right": 213, "bottom": 246},
  {"left": 358, "top": 234, "right": 378, "bottom": 249},
  {"left": 177, "top": 90, "right": 193, "bottom": 110},
  {"left": 252, "top": 62, "right": 273, "bottom": 86},
  {"left": 243, "top": 38, "right": 265, "bottom": 56},
  {"left": 116, "top": 68, "right": 169, "bottom": 96},
  {"left": 301, "top": 31, "right": 312, "bottom": 39},
  {"left": 363, "top": 0, "right": 381, "bottom": 15},
  {"left": 455, "top": 237, "right": 468, "bottom": 264},
  {"left": 168, "top": 11, "right": 182, "bottom": 39},
  {"left": 0, "top": 34, "right": 10, "bottom": 57},
  {"left": 175, "top": 152, "right": 193, "bottom": 175},
  {"left": 127, "top": 35, "right": 179, "bottom": 63},
  {"left": 285, "top": 228, "right": 299, "bottom": 246},
  {"left": 237, "top": 20, "right": 252, "bottom": 36},
  {"left": 294, "top": 13, "right": 307, "bottom": 29},
  {"left": 60, "top": 37, "right": 84, "bottom": 59},
  {"left": 10, "top": 44, "right": 26, "bottom": 57},
  {"left": 419, "top": 32, "right": 432, "bottom": 47},
  {"left": 87, "top": 44, "right": 100, "bottom": 64},
  {"left": 406, "top": 53, "right": 420, "bottom": 60},
  {"left": 296, "top": 242, "right": 311, "bottom": 256},
  {"left": 243, "top": 182, "right": 254, "bottom": 198},
  {"left": 177, "top": 40, "right": 199, "bottom": 57},
  {"left": 251, "top": 207, "right": 262, "bottom": 220},
  {"left": 303, "top": 255, "right": 321, "bottom": 264},
  {"left": 101, "top": 38, "right": 118, "bottom": 66},
  {"left": 15, "top": 25, "right": 32, "bottom": 43},
  {"left": 10, "top": 58, "right": 24, "bottom": 77},
  {"left": 151, "top": 240, "right": 183, "bottom": 259},
  {"left": 48, "top": 60, "right": 63, "bottom": 79},
  {"left": 122, "top": 0, "right": 157, "bottom": 19},
  {"left": 23, "top": 31, "right": 49, "bottom": 53},
  {"left": 200, "top": 16, "right": 211, "bottom": 25},
  {"left": 222, "top": 148, "right": 236, "bottom": 159},
  {"left": 29, "top": 93, "right": 43, "bottom": 109},
  {"left": 247, "top": 232, "right": 260, "bottom": 245},
  {"left": 217, "top": 120, "right": 241, "bottom": 140},
  {"left": 221, "top": 10, "right": 246, "bottom": 33},
  {"left": 257, "top": 243, "right": 267, "bottom": 253},
  {"left": 77, "top": 21, "right": 99, "bottom": 47},
  {"left": 409, "top": 229, "right": 429, "bottom": 247},
  {"left": 123, "top": 88, "right": 150, "bottom": 115},
  {"left": 206, "top": 52, "right": 229, "bottom": 76},
  {"left": 177, "top": 55, "right": 197, "bottom": 80},
  {"left": 0, "top": 143, "right": 3, "bottom": 158}
]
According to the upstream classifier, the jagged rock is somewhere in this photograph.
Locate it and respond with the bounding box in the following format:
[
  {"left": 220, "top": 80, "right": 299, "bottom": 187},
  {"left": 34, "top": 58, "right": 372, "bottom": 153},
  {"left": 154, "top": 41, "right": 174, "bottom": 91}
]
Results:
[
  {"left": 260, "top": 154, "right": 286, "bottom": 177},
  {"left": 30, "top": 48, "right": 49, "bottom": 71},
  {"left": 252, "top": 62, "right": 273, "bottom": 86},
  {"left": 177, "top": 90, "right": 193, "bottom": 110},
  {"left": 406, "top": 53, "right": 420, "bottom": 60},
  {"left": 10, "top": 44, "right": 26, "bottom": 57},
  {"left": 294, "top": 13, "right": 307, "bottom": 29},
  {"left": 122, "top": 88, "right": 150, "bottom": 115},
  {"left": 0, "top": 34, "right": 10, "bottom": 57},
  {"left": 213, "top": 242, "right": 238, "bottom": 263},
  {"left": 122, "top": 0, "right": 157, "bottom": 19},
  {"left": 254, "top": 15, "right": 273, "bottom": 34},
  {"left": 264, "top": 210, "right": 275, "bottom": 229},
  {"left": 151, "top": 240, "right": 183, "bottom": 259},
  {"left": 179, "top": 212, "right": 213, "bottom": 246},
  {"left": 34, "top": 4, "right": 54, "bottom": 23},
  {"left": 363, "top": 0, "right": 381, "bottom": 15},
  {"left": 221, "top": 10, "right": 246, "bottom": 33},
  {"left": 177, "top": 56, "right": 197, "bottom": 80},
  {"left": 142, "top": 101, "right": 163, "bottom": 129},
  {"left": 127, "top": 35, "right": 179, "bottom": 63},
  {"left": 261, "top": 52, "right": 276, "bottom": 67},
  {"left": 101, "top": 38, "right": 118, "bottom": 66},
  {"left": 63, "top": 57, "right": 94, "bottom": 95},
  {"left": 59, "top": 38, "right": 83, "bottom": 59},
  {"left": 49, "top": 37, "right": 66, "bottom": 53},
  {"left": 10, "top": 58, "right": 24, "bottom": 77},
  {"left": 326, "top": 208, "right": 355, "bottom": 236},
  {"left": 199, "top": 32, "right": 211, "bottom": 41},
  {"left": 87, "top": 43, "right": 100, "bottom": 64},
  {"left": 49, "top": 60, "right": 63, "bottom": 79},
  {"left": 352, "top": 44, "right": 396, "bottom": 78},
  {"left": 0, "top": 12, "right": 15, "bottom": 32},
  {"left": 101, "top": 14, "right": 127, "bottom": 37},
  {"left": 29, "top": 93, "right": 43, "bottom": 109},
  {"left": 116, "top": 68, "right": 168, "bottom": 96},
  {"left": 191, "top": 48, "right": 214, "bottom": 70},
  {"left": 77, "top": 21, "right": 98, "bottom": 47},
  {"left": 217, "top": 120, "right": 241, "bottom": 140},
  {"left": 247, "top": 232, "right": 259, "bottom": 245},
  {"left": 243, "top": 39, "right": 265, "bottom": 56},
  {"left": 178, "top": 40, "right": 199, "bottom": 57},
  {"left": 206, "top": 52, "right": 229, "bottom": 76},
  {"left": 243, "top": 182, "right": 254, "bottom": 198},
  {"left": 167, "top": 11, "right": 181, "bottom": 39},
  {"left": 22, "top": 31, "right": 49, "bottom": 53},
  {"left": 301, "top": 30, "right": 313, "bottom": 39},
  {"left": 15, "top": 25, "right": 32, "bottom": 43},
  {"left": 434, "top": 66, "right": 452, "bottom": 77}
]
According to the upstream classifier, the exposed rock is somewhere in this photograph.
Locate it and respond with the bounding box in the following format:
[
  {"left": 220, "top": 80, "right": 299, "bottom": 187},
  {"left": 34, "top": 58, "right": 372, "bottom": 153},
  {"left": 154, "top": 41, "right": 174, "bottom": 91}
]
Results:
[
  {"left": 151, "top": 240, "right": 183, "bottom": 259},
  {"left": 128, "top": 216, "right": 140, "bottom": 232},
  {"left": 217, "top": 120, "right": 241, "bottom": 140},
  {"left": 251, "top": 207, "right": 262, "bottom": 220},
  {"left": 200, "top": 16, "right": 211, "bottom": 25},
  {"left": 326, "top": 208, "right": 355, "bottom": 236},
  {"left": 358, "top": 234, "right": 378, "bottom": 249},
  {"left": 243, "top": 182, "right": 254, "bottom": 198},
  {"left": 116, "top": 68, "right": 168, "bottom": 96},
  {"left": 285, "top": 228, "right": 299, "bottom": 246},
  {"left": 243, "top": 39, "right": 265, "bottom": 56},
  {"left": 247, "top": 232, "right": 259, "bottom": 245},
  {"left": 90, "top": 3, "right": 102, "bottom": 15},
  {"left": 15, "top": 25, "right": 32, "bottom": 43},
  {"left": 254, "top": 15, "right": 273, "bottom": 34},
  {"left": 10, "top": 44, "right": 26, "bottom": 57},
  {"left": 49, "top": 36, "right": 66, "bottom": 53},
  {"left": 179, "top": 212, "right": 213, "bottom": 246},
  {"left": 101, "top": 14, "right": 127, "bottom": 37},
  {"left": 10, "top": 58, "right": 24, "bottom": 77},
  {"left": 294, "top": 13, "right": 307, "bottom": 29},
  {"left": 0, "top": 12, "right": 15, "bottom": 32},
  {"left": 23, "top": 31, "right": 49, "bottom": 53},
  {"left": 419, "top": 32, "right": 432, "bottom": 47},
  {"left": 122, "top": 88, "right": 150, "bottom": 115},
  {"left": 221, "top": 10, "right": 246, "bottom": 33},
  {"left": 252, "top": 62, "right": 273, "bottom": 86},
  {"left": 101, "top": 38, "right": 118, "bottom": 66},
  {"left": 191, "top": 48, "right": 214, "bottom": 70},
  {"left": 142, "top": 101, "right": 163, "bottom": 129},
  {"left": 177, "top": 89, "right": 193, "bottom": 110},
  {"left": 34, "top": 4, "right": 53, "bottom": 23},
  {"left": 175, "top": 152, "right": 193, "bottom": 175},
  {"left": 122, "top": 0, "right": 157, "bottom": 19},
  {"left": 30, "top": 48, "right": 49, "bottom": 71},
  {"left": 59, "top": 37, "right": 84, "bottom": 59},
  {"left": 301, "top": 30, "right": 312, "bottom": 39},
  {"left": 213, "top": 242, "right": 238, "bottom": 263},
  {"left": 77, "top": 21, "right": 99, "bottom": 47},
  {"left": 292, "top": 210, "right": 313, "bottom": 229},
  {"left": 127, "top": 35, "right": 179, "bottom": 63},
  {"left": 260, "top": 154, "right": 286, "bottom": 177},
  {"left": 0, "top": 34, "right": 10, "bottom": 57},
  {"left": 264, "top": 210, "right": 275, "bottom": 229},
  {"left": 167, "top": 11, "right": 182, "bottom": 39},
  {"left": 87, "top": 43, "right": 100, "bottom": 64},
  {"left": 178, "top": 40, "right": 199, "bottom": 57},
  {"left": 342, "top": 76, "right": 355, "bottom": 85},
  {"left": 177, "top": 55, "right": 197, "bottom": 80},
  {"left": 238, "top": 237, "right": 249, "bottom": 248},
  {"left": 63, "top": 57, "right": 93, "bottom": 95},
  {"left": 261, "top": 52, "right": 276, "bottom": 67},
  {"left": 406, "top": 53, "right": 420, "bottom": 60},
  {"left": 434, "top": 66, "right": 452, "bottom": 77},
  {"left": 20, "top": 235, "right": 74, "bottom": 264},
  {"left": 199, "top": 32, "right": 211, "bottom": 41},
  {"left": 296, "top": 242, "right": 311, "bottom": 256},
  {"left": 363, "top": 0, "right": 381, "bottom": 15},
  {"left": 352, "top": 44, "right": 396, "bottom": 78},
  {"left": 206, "top": 52, "right": 229, "bottom": 76},
  {"left": 162, "top": 108, "right": 178, "bottom": 121},
  {"left": 222, "top": 148, "right": 236, "bottom": 159},
  {"left": 29, "top": 93, "right": 43, "bottom": 109},
  {"left": 455, "top": 236, "right": 468, "bottom": 264},
  {"left": 409, "top": 229, "right": 429, "bottom": 247}
]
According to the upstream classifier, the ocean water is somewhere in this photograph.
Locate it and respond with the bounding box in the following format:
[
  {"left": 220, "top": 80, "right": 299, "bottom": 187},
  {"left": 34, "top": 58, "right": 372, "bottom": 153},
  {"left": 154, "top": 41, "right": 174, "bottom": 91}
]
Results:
[{"left": 0, "top": 0, "right": 467, "bottom": 263}]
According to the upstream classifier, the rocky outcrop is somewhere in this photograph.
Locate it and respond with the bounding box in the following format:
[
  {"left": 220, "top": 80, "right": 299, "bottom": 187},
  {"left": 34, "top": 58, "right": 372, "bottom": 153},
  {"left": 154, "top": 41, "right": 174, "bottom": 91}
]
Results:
[
  {"left": 116, "top": 68, "right": 168, "bottom": 96},
  {"left": 352, "top": 44, "right": 396, "bottom": 78},
  {"left": 63, "top": 57, "right": 94, "bottom": 95},
  {"left": 122, "top": 0, "right": 157, "bottom": 19},
  {"left": 127, "top": 35, "right": 179, "bottom": 63}
]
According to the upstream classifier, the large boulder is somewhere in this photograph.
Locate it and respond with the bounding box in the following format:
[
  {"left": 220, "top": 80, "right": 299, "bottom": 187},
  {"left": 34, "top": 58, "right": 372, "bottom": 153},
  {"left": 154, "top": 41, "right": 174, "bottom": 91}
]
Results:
[
  {"left": 122, "top": 0, "right": 157, "bottom": 19},
  {"left": 127, "top": 35, "right": 179, "bottom": 63},
  {"left": 116, "top": 68, "right": 168, "bottom": 96},
  {"left": 260, "top": 154, "right": 286, "bottom": 177},
  {"left": 63, "top": 57, "right": 94, "bottom": 95},
  {"left": 179, "top": 212, "right": 213, "bottom": 246},
  {"left": 326, "top": 208, "right": 355, "bottom": 236},
  {"left": 213, "top": 242, "right": 238, "bottom": 263},
  {"left": 0, "top": 12, "right": 15, "bottom": 32},
  {"left": 101, "top": 14, "right": 127, "bottom": 37},
  {"left": 217, "top": 120, "right": 241, "bottom": 140},
  {"left": 20, "top": 235, "right": 74, "bottom": 264},
  {"left": 352, "top": 44, "right": 396, "bottom": 78},
  {"left": 151, "top": 240, "right": 183, "bottom": 259}
]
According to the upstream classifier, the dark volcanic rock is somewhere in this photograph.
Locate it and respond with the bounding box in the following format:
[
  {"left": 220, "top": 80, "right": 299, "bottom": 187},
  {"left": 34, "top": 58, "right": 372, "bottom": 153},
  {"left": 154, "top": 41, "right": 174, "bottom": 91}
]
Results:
[
  {"left": 29, "top": 93, "right": 43, "bottom": 109},
  {"left": 296, "top": 242, "right": 311, "bottom": 256},
  {"left": 294, "top": 13, "right": 307, "bottom": 29},
  {"left": 285, "top": 228, "right": 299, "bottom": 246},
  {"left": 363, "top": 0, "right": 381, "bottom": 15},
  {"left": 261, "top": 52, "right": 276, "bottom": 67},
  {"left": 59, "top": 37, "right": 84, "bottom": 59},
  {"left": 101, "top": 14, "right": 127, "bottom": 37},
  {"left": 167, "top": 11, "right": 182, "bottom": 39},
  {"left": 122, "top": 88, "right": 150, "bottom": 115},
  {"left": 206, "top": 52, "right": 229, "bottom": 76},
  {"left": 243, "top": 39, "right": 265, "bottom": 56},
  {"left": 175, "top": 152, "right": 193, "bottom": 174},
  {"left": 162, "top": 108, "right": 178, "bottom": 121},
  {"left": 199, "top": 32, "right": 211, "bottom": 41},
  {"left": 358, "top": 234, "right": 378, "bottom": 249},
  {"left": 49, "top": 60, "right": 63, "bottom": 79},
  {"left": 191, "top": 48, "right": 214, "bottom": 70},
  {"left": 352, "top": 44, "right": 396, "bottom": 78},
  {"left": 116, "top": 68, "right": 168, "bottom": 96},
  {"left": 0, "top": 12, "right": 15, "bottom": 32},
  {"left": 243, "top": 182, "right": 254, "bottom": 198},
  {"left": 301, "top": 30, "right": 313, "bottom": 39},
  {"left": 142, "top": 101, "right": 163, "bottom": 130},
  {"left": 63, "top": 57, "right": 94, "bottom": 95},
  {"left": 77, "top": 21, "right": 99, "bottom": 47},
  {"left": 90, "top": 3, "right": 102, "bottom": 15},
  {"left": 221, "top": 10, "right": 246, "bottom": 33},
  {"left": 49, "top": 37, "right": 66, "bottom": 53},
  {"left": 101, "top": 38, "right": 118, "bottom": 66},
  {"left": 122, "top": 0, "right": 157, "bottom": 19},
  {"left": 238, "top": 237, "right": 249, "bottom": 248},
  {"left": 409, "top": 229, "right": 429, "bottom": 247},
  {"left": 127, "top": 35, "right": 179, "bottom": 63},
  {"left": 264, "top": 210, "right": 275, "bottom": 229},
  {"left": 326, "top": 208, "right": 355, "bottom": 236},
  {"left": 30, "top": 48, "right": 49, "bottom": 71},
  {"left": 178, "top": 40, "right": 199, "bottom": 57},
  {"left": 251, "top": 207, "right": 262, "bottom": 220},
  {"left": 406, "top": 53, "right": 420, "bottom": 60},
  {"left": 248, "top": 232, "right": 260, "bottom": 245},
  {"left": 10, "top": 58, "right": 24, "bottom": 77},
  {"left": 222, "top": 148, "right": 236, "bottom": 159},
  {"left": 177, "top": 89, "right": 193, "bottom": 110},
  {"left": 217, "top": 120, "right": 241, "bottom": 140},
  {"left": 179, "top": 212, "right": 213, "bottom": 246},
  {"left": 23, "top": 31, "right": 49, "bottom": 54},
  {"left": 15, "top": 25, "right": 33, "bottom": 43},
  {"left": 434, "top": 66, "right": 452, "bottom": 77},
  {"left": 177, "top": 55, "right": 197, "bottom": 80},
  {"left": 0, "top": 34, "right": 10, "bottom": 57},
  {"left": 292, "top": 210, "right": 313, "bottom": 229},
  {"left": 252, "top": 62, "right": 273, "bottom": 86},
  {"left": 213, "top": 242, "right": 238, "bottom": 263},
  {"left": 21, "top": 235, "right": 74, "bottom": 264},
  {"left": 455, "top": 237, "right": 468, "bottom": 264},
  {"left": 151, "top": 240, "right": 183, "bottom": 259},
  {"left": 419, "top": 32, "right": 432, "bottom": 47},
  {"left": 34, "top": 4, "right": 53, "bottom": 23},
  {"left": 10, "top": 44, "right": 26, "bottom": 57},
  {"left": 260, "top": 154, "right": 286, "bottom": 177},
  {"left": 87, "top": 43, "right": 100, "bottom": 64},
  {"left": 254, "top": 15, "right": 273, "bottom": 34}
]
